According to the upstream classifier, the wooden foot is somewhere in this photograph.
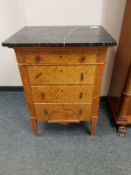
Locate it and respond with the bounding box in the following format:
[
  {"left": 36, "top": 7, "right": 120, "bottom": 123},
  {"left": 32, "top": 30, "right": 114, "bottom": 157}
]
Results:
[
  {"left": 118, "top": 125, "right": 126, "bottom": 137},
  {"left": 30, "top": 118, "right": 38, "bottom": 136},
  {"left": 90, "top": 117, "right": 98, "bottom": 136}
]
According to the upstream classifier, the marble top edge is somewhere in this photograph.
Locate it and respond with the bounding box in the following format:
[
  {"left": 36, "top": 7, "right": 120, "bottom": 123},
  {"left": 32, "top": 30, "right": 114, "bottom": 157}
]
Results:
[{"left": 2, "top": 25, "right": 117, "bottom": 48}]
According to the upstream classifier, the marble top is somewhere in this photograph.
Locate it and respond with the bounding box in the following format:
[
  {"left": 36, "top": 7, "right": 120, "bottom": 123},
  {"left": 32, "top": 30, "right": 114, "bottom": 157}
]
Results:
[{"left": 2, "top": 26, "right": 117, "bottom": 48}]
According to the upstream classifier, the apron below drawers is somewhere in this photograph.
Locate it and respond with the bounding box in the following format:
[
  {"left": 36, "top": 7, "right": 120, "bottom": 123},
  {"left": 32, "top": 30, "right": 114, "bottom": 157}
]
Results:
[
  {"left": 34, "top": 103, "right": 92, "bottom": 122},
  {"left": 31, "top": 85, "right": 93, "bottom": 103},
  {"left": 27, "top": 65, "right": 96, "bottom": 85}
]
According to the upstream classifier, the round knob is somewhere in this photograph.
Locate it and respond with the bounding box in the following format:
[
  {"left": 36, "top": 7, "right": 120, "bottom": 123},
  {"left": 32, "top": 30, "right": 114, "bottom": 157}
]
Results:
[
  {"left": 79, "top": 56, "right": 86, "bottom": 63},
  {"left": 41, "top": 93, "right": 45, "bottom": 99},
  {"left": 35, "top": 55, "right": 41, "bottom": 63}
]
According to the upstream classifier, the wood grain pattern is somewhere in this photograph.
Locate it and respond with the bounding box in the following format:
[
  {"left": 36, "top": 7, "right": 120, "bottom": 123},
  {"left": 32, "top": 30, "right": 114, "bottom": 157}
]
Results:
[
  {"left": 14, "top": 46, "right": 108, "bottom": 136},
  {"left": 25, "top": 52, "right": 97, "bottom": 65},
  {"left": 108, "top": 0, "right": 131, "bottom": 136},
  {"left": 31, "top": 85, "right": 93, "bottom": 103},
  {"left": 127, "top": 99, "right": 131, "bottom": 115},
  {"left": 117, "top": 67, "right": 131, "bottom": 122},
  {"left": 27, "top": 65, "right": 96, "bottom": 85},
  {"left": 34, "top": 103, "right": 91, "bottom": 122},
  {"left": 15, "top": 47, "right": 107, "bottom": 65},
  {"left": 15, "top": 51, "right": 25, "bottom": 63},
  {"left": 124, "top": 67, "right": 131, "bottom": 95},
  {"left": 90, "top": 49, "right": 107, "bottom": 135},
  {"left": 18, "top": 65, "right": 38, "bottom": 136}
]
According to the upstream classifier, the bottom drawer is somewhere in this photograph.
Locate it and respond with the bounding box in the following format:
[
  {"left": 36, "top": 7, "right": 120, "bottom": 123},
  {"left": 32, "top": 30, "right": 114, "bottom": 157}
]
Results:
[{"left": 34, "top": 103, "right": 92, "bottom": 122}]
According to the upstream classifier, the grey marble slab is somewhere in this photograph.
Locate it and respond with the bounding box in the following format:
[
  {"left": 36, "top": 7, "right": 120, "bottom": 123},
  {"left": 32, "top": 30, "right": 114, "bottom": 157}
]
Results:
[{"left": 2, "top": 26, "right": 117, "bottom": 48}]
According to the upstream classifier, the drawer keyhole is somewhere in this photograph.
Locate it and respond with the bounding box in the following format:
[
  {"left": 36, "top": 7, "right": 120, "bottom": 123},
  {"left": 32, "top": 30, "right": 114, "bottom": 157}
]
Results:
[
  {"left": 80, "top": 73, "right": 84, "bottom": 81},
  {"left": 79, "top": 92, "right": 83, "bottom": 99},
  {"left": 59, "top": 55, "right": 62, "bottom": 58},
  {"left": 61, "top": 70, "right": 63, "bottom": 73},
  {"left": 44, "top": 109, "right": 48, "bottom": 115}
]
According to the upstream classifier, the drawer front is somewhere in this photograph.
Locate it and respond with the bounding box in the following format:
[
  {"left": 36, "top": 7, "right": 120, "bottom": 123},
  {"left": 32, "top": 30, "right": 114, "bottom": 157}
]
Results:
[
  {"left": 34, "top": 103, "right": 91, "bottom": 122},
  {"left": 31, "top": 85, "right": 93, "bottom": 103},
  {"left": 28, "top": 65, "right": 96, "bottom": 85},
  {"left": 25, "top": 51, "right": 97, "bottom": 65}
]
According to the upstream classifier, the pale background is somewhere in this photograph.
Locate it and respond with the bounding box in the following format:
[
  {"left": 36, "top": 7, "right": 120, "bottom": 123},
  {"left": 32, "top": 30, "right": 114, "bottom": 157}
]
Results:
[{"left": 0, "top": 0, "right": 126, "bottom": 95}]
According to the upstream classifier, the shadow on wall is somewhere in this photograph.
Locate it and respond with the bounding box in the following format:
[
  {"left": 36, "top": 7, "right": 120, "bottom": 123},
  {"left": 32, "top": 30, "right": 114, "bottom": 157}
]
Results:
[{"left": 100, "top": 0, "right": 126, "bottom": 95}]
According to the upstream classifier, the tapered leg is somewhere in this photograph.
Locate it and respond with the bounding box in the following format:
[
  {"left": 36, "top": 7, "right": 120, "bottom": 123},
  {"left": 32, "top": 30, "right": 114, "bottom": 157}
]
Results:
[
  {"left": 18, "top": 65, "right": 39, "bottom": 136},
  {"left": 90, "top": 117, "right": 98, "bottom": 136},
  {"left": 30, "top": 118, "right": 38, "bottom": 136}
]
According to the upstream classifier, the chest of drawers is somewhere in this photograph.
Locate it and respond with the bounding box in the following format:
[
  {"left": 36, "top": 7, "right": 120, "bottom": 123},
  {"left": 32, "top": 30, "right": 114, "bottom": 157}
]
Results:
[{"left": 2, "top": 26, "right": 116, "bottom": 136}]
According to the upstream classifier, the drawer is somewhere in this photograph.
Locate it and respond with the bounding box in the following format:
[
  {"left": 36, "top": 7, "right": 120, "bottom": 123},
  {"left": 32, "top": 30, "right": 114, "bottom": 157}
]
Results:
[
  {"left": 28, "top": 65, "right": 96, "bottom": 85},
  {"left": 34, "top": 103, "right": 92, "bottom": 122},
  {"left": 31, "top": 85, "right": 93, "bottom": 103},
  {"left": 25, "top": 51, "right": 97, "bottom": 65}
]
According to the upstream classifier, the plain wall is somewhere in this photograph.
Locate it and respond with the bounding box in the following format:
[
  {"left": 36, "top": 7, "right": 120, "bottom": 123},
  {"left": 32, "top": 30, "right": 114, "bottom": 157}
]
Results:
[
  {"left": 22, "top": 0, "right": 103, "bottom": 25},
  {"left": 0, "top": 0, "right": 126, "bottom": 95},
  {"left": 101, "top": 0, "right": 126, "bottom": 95},
  {"left": 0, "top": 0, "right": 26, "bottom": 86}
]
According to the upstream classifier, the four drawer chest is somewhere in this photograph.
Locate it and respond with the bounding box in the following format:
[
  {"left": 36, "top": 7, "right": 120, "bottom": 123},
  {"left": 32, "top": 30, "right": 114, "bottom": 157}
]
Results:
[{"left": 2, "top": 26, "right": 116, "bottom": 136}]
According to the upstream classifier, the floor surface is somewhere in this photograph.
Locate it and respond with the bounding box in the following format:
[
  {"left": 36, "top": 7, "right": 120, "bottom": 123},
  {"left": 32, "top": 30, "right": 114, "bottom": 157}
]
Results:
[{"left": 0, "top": 92, "right": 131, "bottom": 175}]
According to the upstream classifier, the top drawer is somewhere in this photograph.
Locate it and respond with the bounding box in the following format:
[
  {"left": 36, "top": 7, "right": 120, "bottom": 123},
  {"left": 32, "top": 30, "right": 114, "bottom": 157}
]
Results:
[{"left": 25, "top": 51, "right": 97, "bottom": 65}]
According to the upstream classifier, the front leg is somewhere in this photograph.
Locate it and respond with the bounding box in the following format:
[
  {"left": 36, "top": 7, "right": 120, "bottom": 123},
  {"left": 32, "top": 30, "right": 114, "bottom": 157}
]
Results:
[
  {"left": 90, "top": 117, "right": 98, "bottom": 136},
  {"left": 30, "top": 118, "right": 38, "bottom": 136}
]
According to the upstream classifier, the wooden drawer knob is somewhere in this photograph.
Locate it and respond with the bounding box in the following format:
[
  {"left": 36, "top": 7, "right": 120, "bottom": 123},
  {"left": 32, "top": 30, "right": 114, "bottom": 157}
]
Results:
[
  {"left": 35, "top": 72, "right": 43, "bottom": 79},
  {"left": 79, "top": 56, "right": 86, "bottom": 63},
  {"left": 79, "top": 92, "right": 83, "bottom": 99},
  {"left": 41, "top": 93, "right": 45, "bottom": 99},
  {"left": 35, "top": 55, "right": 41, "bottom": 63},
  {"left": 44, "top": 109, "right": 48, "bottom": 115}
]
